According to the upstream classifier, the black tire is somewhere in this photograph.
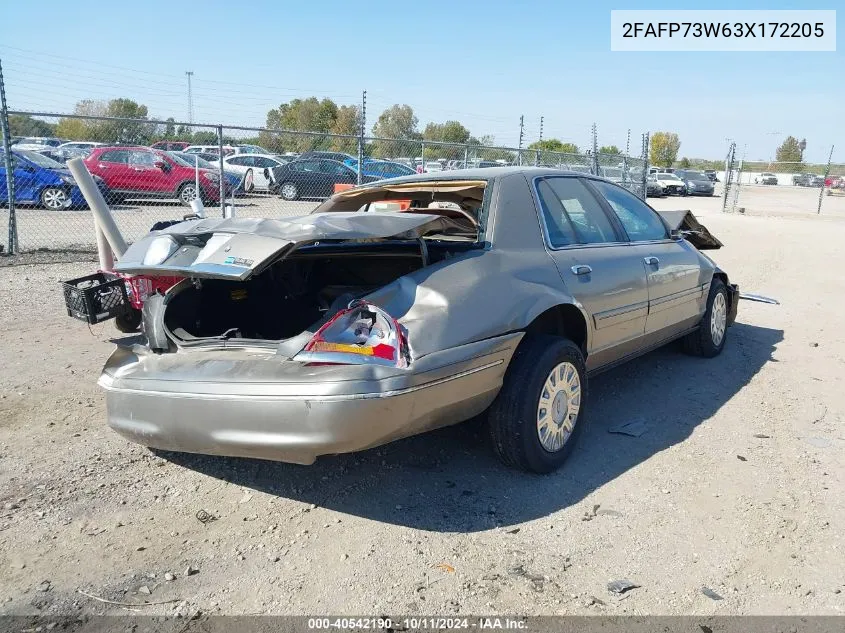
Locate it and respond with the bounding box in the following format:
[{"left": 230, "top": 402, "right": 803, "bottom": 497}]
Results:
[
  {"left": 279, "top": 181, "right": 299, "bottom": 201},
  {"left": 243, "top": 168, "right": 255, "bottom": 193},
  {"left": 115, "top": 308, "right": 142, "bottom": 334},
  {"left": 40, "top": 187, "right": 69, "bottom": 210},
  {"left": 683, "top": 277, "right": 729, "bottom": 358},
  {"left": 488, "top": 334, "right": 588, "bottom": 474}
]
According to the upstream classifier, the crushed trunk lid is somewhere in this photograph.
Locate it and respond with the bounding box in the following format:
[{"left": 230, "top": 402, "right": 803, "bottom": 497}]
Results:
[
  {"left": 656, "top": 209, "right": 723, "bottom": 250},
  {"left": 113, "top": 212, "right": 453, "bottom": 280}
]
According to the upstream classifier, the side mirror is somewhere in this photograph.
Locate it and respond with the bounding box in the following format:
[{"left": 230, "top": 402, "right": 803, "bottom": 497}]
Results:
[{"left": 154, "top": 161, "right": 168, "bottom": 171}]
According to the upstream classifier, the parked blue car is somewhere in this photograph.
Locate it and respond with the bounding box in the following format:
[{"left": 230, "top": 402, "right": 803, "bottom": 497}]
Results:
[
  {"left": 342, "top": 158, "right": 416, "bottom": 180},
  {"left": 0, "top": 149, "right": 107, "bottom": 210}
]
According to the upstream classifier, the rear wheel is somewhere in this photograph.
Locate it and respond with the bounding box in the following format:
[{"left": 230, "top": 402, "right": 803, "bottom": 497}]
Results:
[
  {"left": 41, "top": 187, "right": 69, "bottom": 210},
  {"left": 243, "top": 168, "right": 254, "bottom": 193},
  {"left": 178, "top": 183, "right": 198, "bottom": 207},
  {"left": 280, "top": 182, "right": 299, "bottom": 201},
  {"left": 683, "top": 277, "right": 728, "bottom": 358},
  {"left": 488, "top": 334, "right": 587, "bottom": 473}
]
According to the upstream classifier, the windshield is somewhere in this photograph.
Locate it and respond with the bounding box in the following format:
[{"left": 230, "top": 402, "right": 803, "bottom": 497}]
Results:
[
  {"left": 683, "top": 171, "right": 708, "bottom": 180},
  {"left": 660, "top": 173, "right": 681, "bottom": 181},
  {"left": 16, "top": 149, "right": 65, "bottom": 169}
]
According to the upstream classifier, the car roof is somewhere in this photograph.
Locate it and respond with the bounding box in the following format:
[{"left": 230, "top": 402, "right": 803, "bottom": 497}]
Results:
[{"left": 349, "top": 166, "right": 607, "bottom": 187}]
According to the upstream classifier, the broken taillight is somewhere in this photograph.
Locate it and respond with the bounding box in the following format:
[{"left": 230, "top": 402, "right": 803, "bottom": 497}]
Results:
[{"left": 294, "top": 300, "right": 408, "bottom": 368}]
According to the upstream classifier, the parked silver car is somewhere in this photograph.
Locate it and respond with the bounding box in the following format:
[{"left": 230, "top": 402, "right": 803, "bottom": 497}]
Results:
[{"left": 100, "top": 167, "right": 738, "bottom": 473}]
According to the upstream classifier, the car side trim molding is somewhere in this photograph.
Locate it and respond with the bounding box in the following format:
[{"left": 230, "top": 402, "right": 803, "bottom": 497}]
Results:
[{"left": 98, "top": 359, "right": 504, "bottom": 402}]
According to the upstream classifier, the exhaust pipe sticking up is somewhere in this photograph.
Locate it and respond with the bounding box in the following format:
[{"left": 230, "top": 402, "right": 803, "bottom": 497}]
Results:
[{"left": 66, "top": 158, "right": 128, "bottom": 264}]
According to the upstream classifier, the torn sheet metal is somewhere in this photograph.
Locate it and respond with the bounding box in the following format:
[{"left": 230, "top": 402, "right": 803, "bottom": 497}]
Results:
[
  {"left": 113, "top": 213, "right": 464, "bottom": 280},
  {"left": 656, "top": 209, "right": 723, "bottom": 250}
]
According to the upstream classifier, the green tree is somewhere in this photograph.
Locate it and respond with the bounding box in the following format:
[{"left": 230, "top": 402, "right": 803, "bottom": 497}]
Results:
[
  {"left": 775, "top": 135, "right": 802, "bottom": 163},
  {"left": 55, "top": 100, "right": 108, "bottom": 140},
  {"left": 8, "top": 114, "right": 55, "bottom": 137},
  {"left": 164, "top": 117, "right": 176, "bottom": 139},
  {"left": 678, "top": 156, "right": 691, "bottom": 168},
  {"left": 527, "top": 139, "right": 579, "bottom": 154},
  {"left": 55, "top": 98, "right": 153, "bottom": 143},
  {"left": 371, "top": 104, "right": 420, "bottom": 158},
  {"left": 261, "top": 97, "right": 341, "bottom": 152},
  {"left": 422, "top": 120, "right": 471, "bottom": 159},
  {"left": 649, "top": 131, "right": 681, "bottom": 167},
  {"left": 329, "top": 105, "right": 361, "bottom": 154},
  {"left": 599, "top": 145, "right": 621, "bottom": 155}
]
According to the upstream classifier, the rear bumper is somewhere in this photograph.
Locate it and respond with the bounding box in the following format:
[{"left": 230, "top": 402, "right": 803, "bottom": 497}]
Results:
[{"left": 99, "top": 333, "right": 521, "bottom": 464}]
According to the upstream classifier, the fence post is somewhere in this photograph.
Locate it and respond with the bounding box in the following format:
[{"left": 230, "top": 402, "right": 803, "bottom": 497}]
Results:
[
  {"left": 464, "top": 144, "right": 469, "bottom": 169},
  {"left": 721, "top": 142, "right": 735, "bottom": 213},
  {"left": 818, "top": 145, "right": 834, "bottom": 214},
  {"left": 641, "top": 132, "right": 649, "bottom": 201},
  {"left": 0, "top": 60, "right": 17, "bottom": 254},
  {"left": 421, "top": 141, "right": 425, "bottom": 172},
  {"left": 534, "top": 149, "right": 540, "bottom": 167},
  {"left": 217, "top": 125, "right": 225, "bottom": 217}
]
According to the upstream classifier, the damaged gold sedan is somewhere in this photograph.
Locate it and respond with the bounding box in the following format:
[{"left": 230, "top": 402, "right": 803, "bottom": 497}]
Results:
[{"left": 100, "top": 168, "right": 738, "bottom": 473}]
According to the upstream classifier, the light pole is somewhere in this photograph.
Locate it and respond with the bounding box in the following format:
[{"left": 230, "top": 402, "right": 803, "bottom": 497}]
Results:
[{"left": 185, "top": 71, "right": 194, "bottom": 124}]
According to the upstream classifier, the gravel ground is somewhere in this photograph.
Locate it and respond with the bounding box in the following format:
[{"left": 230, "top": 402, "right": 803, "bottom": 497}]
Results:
[{"left": 0, "top": 197, "right": 844, "bottom": 620}]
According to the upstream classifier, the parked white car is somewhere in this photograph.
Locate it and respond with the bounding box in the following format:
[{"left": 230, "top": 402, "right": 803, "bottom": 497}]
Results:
[
  {"left": 423, "top": 161, "right": 444, "bottom": 173},
  {"left": 223, "top": 154, "right": 289, "bottom": 192},
  {"left": 12, "top": 137, "right": 66, "bottom": 150},
  {"left": 57, "top": 141, "right": 105, "bottom": 151},
  {"left": 183, "top": 144, "right": 274, "bottom": 158},
  {"left": 653, "top": 172, "right": 687, "bottom": 195}
]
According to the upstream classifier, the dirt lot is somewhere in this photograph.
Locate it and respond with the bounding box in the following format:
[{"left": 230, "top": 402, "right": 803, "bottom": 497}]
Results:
[{"left": 1, "top": 194, "right": 844, "bottom": 620}]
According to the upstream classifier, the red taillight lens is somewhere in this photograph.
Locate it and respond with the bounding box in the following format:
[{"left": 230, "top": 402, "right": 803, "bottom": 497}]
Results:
[{"left": 294, "top": 300, "right": 408, "bottom": 368}]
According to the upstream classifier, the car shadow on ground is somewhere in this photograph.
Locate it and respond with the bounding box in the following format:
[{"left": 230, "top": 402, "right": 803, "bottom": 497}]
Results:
[{"left": 162, "top": 321, "right": 782, "bottom": 532}]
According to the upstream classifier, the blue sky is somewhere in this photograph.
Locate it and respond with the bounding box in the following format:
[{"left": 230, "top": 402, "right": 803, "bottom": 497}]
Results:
[{"left": 0, "top": 0, "right": 840, "bottom": 162}]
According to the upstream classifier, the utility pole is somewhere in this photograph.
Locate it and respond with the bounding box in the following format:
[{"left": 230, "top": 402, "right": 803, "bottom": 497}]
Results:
[
  {"left": 535, "top": 116, "right": 543, "bottom": 167},
  {"left": 591, "top": 122, "right": 599, "bottom": 175},
  {"left": 625, "top": 128, "right": 631, "bottom": 156},
  {"left": 0, "top": 59, "right": 17, "bottom": 254},
  {"left": 517, "top": 115, "right": 524, "bottom": 166},
  {"left": 357, "top": 90, "right": 366, "bottom": 185},
  {"left": 185, "top": 71, "right": 194, "bottom": 123}
]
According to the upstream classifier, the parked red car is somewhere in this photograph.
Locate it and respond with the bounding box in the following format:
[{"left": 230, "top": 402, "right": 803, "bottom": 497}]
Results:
[
  {"left": 150, "top": 141, "right": 191, "bottom": 151},
  {"left": 84, "top": 146, "right": 228, "bottom": 206}
]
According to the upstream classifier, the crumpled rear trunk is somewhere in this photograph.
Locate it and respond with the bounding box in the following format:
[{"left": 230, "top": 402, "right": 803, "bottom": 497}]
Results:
[{"left": 158, "top": 244, "right": 456, "bottom": 348}]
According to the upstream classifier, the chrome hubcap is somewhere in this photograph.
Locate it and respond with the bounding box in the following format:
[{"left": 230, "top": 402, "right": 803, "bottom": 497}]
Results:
[
  {"left": 181, "top": 185, "right": 197, "bottom": 202},
  {"left": 711, "top": 291, "right": 727, "bottom": 346},
  {"left": 44, "top": 188, "right": 67, "bottom": 209},
  {"left": 282, "top": 184, "right": 296, "bottom": 198},
  {"left": 537, "top": 361, "right": 581, "bottom": 452}
]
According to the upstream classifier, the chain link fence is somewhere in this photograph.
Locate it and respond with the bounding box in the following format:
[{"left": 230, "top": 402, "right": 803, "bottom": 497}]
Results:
[
  {"left": 720, "top": 146, "right": 843, "bottom": 216},
  {"left": 1, "top": 111, "right": 648, "bottom": 255}
]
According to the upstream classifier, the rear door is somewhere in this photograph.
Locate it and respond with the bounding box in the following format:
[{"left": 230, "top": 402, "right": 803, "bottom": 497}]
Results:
[
  {"left": 92, "top": 149, "right": 132, "bottom": 190},
  {"left": 535, "top": 176, "right": 650, "bottom": 370},
  {"left": 129, "top": 149, "right": 172, "bottom": 195},
  {"left": 588, "top": 180, "right": 704, "bottom": 342},
  {"left": 319, "top": 160, "right": 356, "bottom": 196}
]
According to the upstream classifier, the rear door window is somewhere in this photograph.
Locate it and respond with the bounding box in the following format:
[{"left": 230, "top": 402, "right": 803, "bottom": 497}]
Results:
[{"left": 535, "top": 177, "right": 619, "bottom": 246}]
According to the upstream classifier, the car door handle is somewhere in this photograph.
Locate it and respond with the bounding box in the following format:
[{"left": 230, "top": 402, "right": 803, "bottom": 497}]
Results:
[
  {"left": 644, "top": 256, "right": 659, "bottom": 266},
  {"left": 571, "top": 264, "right": 592, "bottom": 275}
]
